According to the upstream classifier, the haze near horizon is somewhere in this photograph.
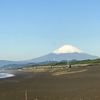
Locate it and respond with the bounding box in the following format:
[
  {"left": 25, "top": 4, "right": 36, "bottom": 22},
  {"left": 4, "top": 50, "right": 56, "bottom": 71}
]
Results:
[{"left": 0, "top": 0, "right": 100, "bottom": 61}]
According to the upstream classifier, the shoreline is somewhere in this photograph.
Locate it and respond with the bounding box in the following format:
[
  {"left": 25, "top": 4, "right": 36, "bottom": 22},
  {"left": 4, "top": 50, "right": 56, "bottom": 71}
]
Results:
[{"left": 0, "top": 73, "right": 15, "bottom": 79}]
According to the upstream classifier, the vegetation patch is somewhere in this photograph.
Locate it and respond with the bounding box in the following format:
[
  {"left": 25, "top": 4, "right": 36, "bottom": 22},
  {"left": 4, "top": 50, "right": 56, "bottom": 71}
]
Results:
[
  {"left": 22, "top": 69, "right": 49, "bottom": 73},
  {"left": 22, "top": 68, "right": 88, "bottom": 76},
  {"left": 52, "top": 69, "right": 88, "bottom": 76},
  {"left": 25, "top": 58, "right": 100, "bottom": 69},
  {"left": 48, "top": 68, "right": 61, "bottom": 72},
  {"left": 31, "top": 69, "right": 49, "bottom": 73}
]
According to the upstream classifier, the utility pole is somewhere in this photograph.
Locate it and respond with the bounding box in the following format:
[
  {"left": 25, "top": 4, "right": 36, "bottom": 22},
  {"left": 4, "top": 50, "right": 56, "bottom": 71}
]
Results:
[
  {"left": 25, "top": 91, "right": 27, "bottom": 100},
  {"left": 67, "top": 58, "right": 69, "bottom": 68}
]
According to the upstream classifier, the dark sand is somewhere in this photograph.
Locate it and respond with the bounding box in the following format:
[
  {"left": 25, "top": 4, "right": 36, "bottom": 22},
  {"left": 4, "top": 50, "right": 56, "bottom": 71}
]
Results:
[{"left": 0, "top": 66, "right": 100, "bottom": 100}]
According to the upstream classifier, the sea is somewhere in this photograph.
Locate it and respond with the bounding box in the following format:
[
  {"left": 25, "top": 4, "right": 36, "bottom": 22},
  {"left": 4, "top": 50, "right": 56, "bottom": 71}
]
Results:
[{"left": 0, "top": 73, "right": 15, "bottom": 79}]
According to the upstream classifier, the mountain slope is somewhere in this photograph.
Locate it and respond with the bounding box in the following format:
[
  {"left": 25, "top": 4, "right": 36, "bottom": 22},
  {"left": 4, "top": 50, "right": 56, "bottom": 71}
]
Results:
[
  {"left": 0, "top": 60, "right": 28, "bottom": 66},
  {"left": 29, "top": 52, "right": 98, "bottom": 62},
  {"left": 29, "top": 45, "right": 99, "bottom": 62}
]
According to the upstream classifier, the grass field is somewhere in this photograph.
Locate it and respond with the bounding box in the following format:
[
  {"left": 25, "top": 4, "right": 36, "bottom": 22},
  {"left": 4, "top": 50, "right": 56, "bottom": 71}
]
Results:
[{"left": 52, "top": 69, "right": 88, "bottom": 75}]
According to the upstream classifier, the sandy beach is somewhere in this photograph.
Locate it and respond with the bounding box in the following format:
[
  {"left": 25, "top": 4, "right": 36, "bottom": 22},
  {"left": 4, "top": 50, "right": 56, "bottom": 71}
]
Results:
[{"left": 0, "top": 66, "right": 100, "bottom": 100}]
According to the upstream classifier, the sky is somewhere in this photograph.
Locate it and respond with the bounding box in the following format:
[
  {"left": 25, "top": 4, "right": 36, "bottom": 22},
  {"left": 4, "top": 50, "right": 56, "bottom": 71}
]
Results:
[{"left": 0, "top": 0, "right": 100, "bottom": 61}]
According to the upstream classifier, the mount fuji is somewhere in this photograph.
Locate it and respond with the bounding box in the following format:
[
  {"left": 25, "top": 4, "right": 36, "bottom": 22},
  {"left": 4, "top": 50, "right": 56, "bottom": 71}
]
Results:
[
  {"left": 29, "top": 45, "right": 99, "bottom": 62},
  {"left": 0, "top": 45, "right": 99, "bottom": 69}
]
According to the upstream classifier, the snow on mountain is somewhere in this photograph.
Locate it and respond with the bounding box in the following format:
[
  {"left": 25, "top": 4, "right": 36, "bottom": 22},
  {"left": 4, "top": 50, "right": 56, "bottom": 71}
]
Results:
[{"left": 53, "top": 45, "right": 83, "bottom": 54}]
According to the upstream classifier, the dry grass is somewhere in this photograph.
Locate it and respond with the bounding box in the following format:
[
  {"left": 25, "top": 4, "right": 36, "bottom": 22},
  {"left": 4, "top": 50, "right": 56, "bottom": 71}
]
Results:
[
  {"left": 48, "top": 68, "right": 60, "bottom": 72},
  {"left": 52, "top": 69, "right": 88, "bottom": 76},
  {"left": 22, "top": 69, "right": 49, "bottom": 73},
  {"left": 22, "top": 68, "right": 88, "bottom": 76}
]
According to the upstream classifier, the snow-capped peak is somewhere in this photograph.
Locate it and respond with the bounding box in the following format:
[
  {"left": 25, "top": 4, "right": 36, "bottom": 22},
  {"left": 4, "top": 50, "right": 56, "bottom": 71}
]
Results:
[{"left": 53, "top": 45, "right": 83, "bottom": 54}]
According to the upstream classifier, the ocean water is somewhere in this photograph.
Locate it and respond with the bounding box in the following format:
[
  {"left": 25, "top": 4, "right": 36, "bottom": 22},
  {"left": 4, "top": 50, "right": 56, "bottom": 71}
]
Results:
[{"left": 0, "top": 73, "right": 15, "bottom": 79}]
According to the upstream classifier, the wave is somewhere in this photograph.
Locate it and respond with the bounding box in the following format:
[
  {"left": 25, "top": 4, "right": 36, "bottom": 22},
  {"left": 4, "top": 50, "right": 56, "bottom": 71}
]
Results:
[{"left": 0, "top": 73, "right": 15, "bottom": 79}]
